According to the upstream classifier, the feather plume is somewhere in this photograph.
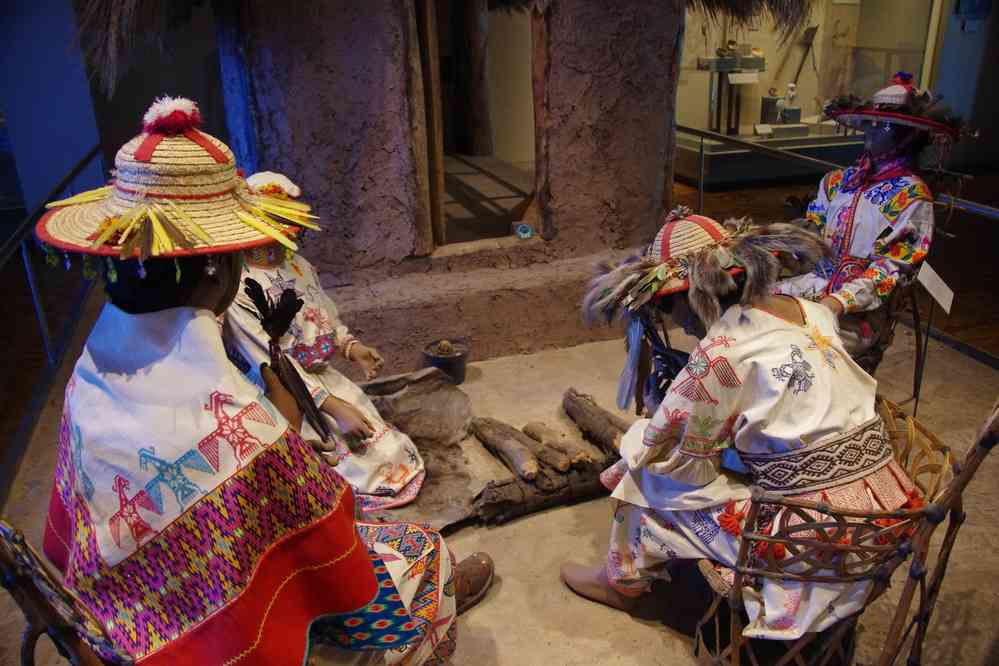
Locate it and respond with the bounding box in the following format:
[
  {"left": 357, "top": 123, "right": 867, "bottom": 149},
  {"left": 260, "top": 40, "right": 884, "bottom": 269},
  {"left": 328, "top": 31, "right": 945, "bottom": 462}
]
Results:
[
  {"left": 731, "top": 222, "right": 828, "bottom": 303},
  {"left": 243, "top": 278, "right": 302, "bottom": 341},
  {"left": 686, "top": 248, "right": 736, "bottom": 328},
  {"left": 581, "top": 255, "right": 656, "bottom": 326},
  {"left": 243, "top": 278, "right": 332, "bottom": 441}
]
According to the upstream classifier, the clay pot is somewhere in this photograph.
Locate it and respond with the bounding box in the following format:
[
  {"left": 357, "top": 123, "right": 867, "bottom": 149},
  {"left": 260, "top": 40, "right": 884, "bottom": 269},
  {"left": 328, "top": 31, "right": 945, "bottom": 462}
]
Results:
[{"left": 423, "top": 338, "right": 470, "bottom": 384}]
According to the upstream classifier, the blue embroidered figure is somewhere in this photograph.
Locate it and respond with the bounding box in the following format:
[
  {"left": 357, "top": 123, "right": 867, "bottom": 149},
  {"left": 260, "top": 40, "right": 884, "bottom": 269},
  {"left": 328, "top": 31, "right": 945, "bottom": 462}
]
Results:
[
  {"left": 139, "top": 446, "right": 214, "bottom": 511},
  {"left": 690, "top": 509, "right": 721, "bottom": 546},
  {"left": 71, "top": 424, "right": 95, "bottom": 501},
  {"left": 771, "top": 344, "right": 815, "bottom": 395}
]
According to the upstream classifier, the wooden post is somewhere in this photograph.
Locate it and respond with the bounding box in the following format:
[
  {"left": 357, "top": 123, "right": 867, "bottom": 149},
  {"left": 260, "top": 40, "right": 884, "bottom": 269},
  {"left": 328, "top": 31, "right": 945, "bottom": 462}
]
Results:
[
  {"left": 416, "top": 0, "right": 447, "bottom": 247},
  {"left": 405, "top": 0, "right": 434, "bottom": 256},
  {"left": 530, "top": 6, "right": 554, "bottom": 239},
  {"left": 464, "top": 0, "right": 493, "bottom": 156}
]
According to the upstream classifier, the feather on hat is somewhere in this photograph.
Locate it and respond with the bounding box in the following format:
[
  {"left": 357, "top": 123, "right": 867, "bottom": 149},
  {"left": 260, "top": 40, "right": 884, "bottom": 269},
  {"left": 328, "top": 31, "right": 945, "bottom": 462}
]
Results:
[{"left": 583, "top": 208, "right": 828, "bottom": 329}]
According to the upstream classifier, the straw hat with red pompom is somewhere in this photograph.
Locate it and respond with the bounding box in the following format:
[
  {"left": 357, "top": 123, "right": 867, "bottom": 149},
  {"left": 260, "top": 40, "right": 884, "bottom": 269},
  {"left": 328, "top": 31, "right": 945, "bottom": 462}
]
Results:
[{"left": 36, "top": 96, "right": 318, "bottom": 266}]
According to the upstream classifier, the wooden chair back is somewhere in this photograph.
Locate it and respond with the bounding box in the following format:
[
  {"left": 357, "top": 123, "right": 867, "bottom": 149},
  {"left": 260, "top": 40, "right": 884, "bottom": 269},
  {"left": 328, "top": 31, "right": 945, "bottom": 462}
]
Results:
[{"left": 0, "top": 520, "right": 130, "bottom": 665}]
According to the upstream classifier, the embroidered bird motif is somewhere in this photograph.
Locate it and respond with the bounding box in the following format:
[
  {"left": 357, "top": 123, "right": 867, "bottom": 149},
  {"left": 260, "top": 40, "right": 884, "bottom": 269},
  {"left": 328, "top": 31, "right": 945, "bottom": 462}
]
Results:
[
  {"left": 264, "top": 268, "right": 300, "bottom": 303},
  {"left": 196, "top": 391, "right": 277, "bottom": 471},
  {"left": 108, "top": 475, "right": 161, "bottom": 549},
  {"left": 672, "top": 336, "right": 741, "bottom": 405},
  {"left": 139, "top": 446, "right": 215, "bottom": 511}
]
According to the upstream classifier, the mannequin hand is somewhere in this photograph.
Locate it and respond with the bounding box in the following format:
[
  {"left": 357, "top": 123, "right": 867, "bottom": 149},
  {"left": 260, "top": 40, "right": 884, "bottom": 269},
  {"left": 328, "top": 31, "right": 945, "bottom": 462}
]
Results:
[
  {"left": 322, "top": 396, "right": 376, "bottom": 447},
  {"left": 261, "top": 364, "right": 302, "bottom": 431},
  {"left": 819, "top": 296, "right": 844, "bottom": 317},
  {"left": 349, "top": 343, "right": 385, "bottom": 380}
]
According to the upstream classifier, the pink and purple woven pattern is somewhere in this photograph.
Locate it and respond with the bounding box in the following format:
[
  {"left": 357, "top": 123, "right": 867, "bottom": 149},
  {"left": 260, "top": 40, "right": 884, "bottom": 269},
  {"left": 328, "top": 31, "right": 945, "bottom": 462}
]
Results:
[{"left": 63, "top": 429, "right": 349, "bottom": 660}]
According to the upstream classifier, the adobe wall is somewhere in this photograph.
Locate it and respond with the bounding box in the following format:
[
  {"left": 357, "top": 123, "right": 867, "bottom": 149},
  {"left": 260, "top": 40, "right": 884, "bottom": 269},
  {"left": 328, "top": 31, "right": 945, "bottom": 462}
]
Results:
[
  {"left": 238, "top": 1, "right": 426, "bottom": 283},
  {"left": 536, "top": 0, "right": 685, "bottom": 252}
]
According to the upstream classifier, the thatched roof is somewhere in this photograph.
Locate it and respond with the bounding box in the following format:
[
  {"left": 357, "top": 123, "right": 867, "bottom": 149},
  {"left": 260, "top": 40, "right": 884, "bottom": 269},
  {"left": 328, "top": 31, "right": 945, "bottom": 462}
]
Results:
[
  {"left": 80, "top": 0, "right": 813, "bottom": 95},
  {"left": 492, "top": 0, "right": 813, "bottom": 38}
]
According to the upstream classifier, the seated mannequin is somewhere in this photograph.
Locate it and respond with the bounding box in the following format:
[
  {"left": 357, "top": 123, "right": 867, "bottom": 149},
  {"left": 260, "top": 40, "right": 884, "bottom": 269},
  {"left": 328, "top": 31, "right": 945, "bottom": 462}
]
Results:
[
  {"left": 224, "top": 172, "right": 427, "bottom": 513},
  {"left": 776, "top": 72, "right": 963, "bottom": 360},
  {"left": 36, "top": 97, "right": 493, "bottom": 665},
  {"left": 569, "top": 211, "right": 921, "bottom": 640}
]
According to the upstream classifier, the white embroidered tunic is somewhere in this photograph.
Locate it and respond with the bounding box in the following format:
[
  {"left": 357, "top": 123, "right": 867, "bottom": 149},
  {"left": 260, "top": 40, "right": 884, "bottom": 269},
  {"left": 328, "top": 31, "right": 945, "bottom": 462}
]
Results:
[
  {"left": 224, "top": 255, "right": 426, "bottom": 511},
  {"left": 604, "top": 298, "right": 916, "bottom": 639},
  {"left": 776, "top": 168, "right": 933, "bottom": 314}
]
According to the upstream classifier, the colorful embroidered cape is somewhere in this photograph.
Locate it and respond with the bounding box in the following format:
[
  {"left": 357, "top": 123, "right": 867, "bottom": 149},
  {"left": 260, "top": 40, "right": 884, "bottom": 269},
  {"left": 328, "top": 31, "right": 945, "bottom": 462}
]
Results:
[
  {"left": 602, "top": 299, "right": 916, "bottom": 640},
  {"left": 777, "top": 168, "right": 933, "bottom": 314},
  {"left": 224, "top": 256, "right": 426, "bottom": 511},
  {"left": 43, "top": 305, "right": 453, "bottom": 665}
]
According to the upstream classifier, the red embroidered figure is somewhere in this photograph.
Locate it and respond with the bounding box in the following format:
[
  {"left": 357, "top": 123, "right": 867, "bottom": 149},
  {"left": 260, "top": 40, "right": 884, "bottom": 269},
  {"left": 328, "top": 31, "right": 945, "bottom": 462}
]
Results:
[
  {"left": 672, "top": 336, "right": 742, "bottom": 405},
  {"left": 108, "top": 475, "right": 160, "bottom": 549},
  {"left": 196, "top": 391, "right": 277, "bottom": 471}
]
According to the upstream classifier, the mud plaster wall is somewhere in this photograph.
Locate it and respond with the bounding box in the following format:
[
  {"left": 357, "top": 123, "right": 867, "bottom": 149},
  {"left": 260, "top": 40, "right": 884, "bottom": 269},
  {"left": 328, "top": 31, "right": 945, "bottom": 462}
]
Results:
[
  {"left": 239, "top": 1, "right": 422, "bottom": 284},
  {"left": 540, "top": 0, "right": 686, "bottom": 252}
]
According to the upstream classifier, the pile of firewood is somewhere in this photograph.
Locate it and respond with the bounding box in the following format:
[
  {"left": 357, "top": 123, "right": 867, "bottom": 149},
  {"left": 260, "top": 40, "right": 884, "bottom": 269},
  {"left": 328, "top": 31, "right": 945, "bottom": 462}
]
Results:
[{"left": 471, "top": 388, "right": 630, "bottom": 524}]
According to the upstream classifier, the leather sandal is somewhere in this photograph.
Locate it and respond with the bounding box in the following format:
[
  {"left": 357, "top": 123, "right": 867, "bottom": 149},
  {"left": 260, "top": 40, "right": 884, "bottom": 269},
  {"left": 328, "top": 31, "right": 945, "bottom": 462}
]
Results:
[{"left": 454, "top": 552, "right": 494, "bottom": 615}]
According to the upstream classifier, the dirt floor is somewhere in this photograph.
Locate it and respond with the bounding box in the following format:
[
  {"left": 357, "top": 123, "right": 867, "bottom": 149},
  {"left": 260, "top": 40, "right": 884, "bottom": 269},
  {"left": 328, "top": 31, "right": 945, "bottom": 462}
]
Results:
[{"left": 2, "top": 317, "right": 998, "bottom": 665}]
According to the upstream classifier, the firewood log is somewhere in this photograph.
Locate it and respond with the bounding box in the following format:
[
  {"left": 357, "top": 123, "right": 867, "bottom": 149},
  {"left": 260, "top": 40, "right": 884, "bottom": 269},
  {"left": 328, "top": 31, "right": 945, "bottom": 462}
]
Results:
[
  {"left": 471, "top": 417, "right": 539, "bottom": 482},
  {"left": 563, "top": 388, "right": 630, "bottom": 458},
  {"left": 473, "top": 468, "right": 608, "bottom": 524},
  {"left": 521, "top": 422, "right": 599, "bottom": 469}
]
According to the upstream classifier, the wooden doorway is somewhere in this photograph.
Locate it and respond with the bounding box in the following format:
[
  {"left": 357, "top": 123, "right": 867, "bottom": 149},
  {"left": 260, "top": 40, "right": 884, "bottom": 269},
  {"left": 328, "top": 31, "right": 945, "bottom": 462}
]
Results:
[{"left": 415, "top": 0, "right": 536, "bottom": 246}]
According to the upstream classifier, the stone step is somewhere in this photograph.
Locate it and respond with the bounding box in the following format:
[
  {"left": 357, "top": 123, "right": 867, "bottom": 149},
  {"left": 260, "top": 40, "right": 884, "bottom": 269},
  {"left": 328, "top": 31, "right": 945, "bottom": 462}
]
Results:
[{"left": 328, "top": 251, "right": 631, "bottom": 375}]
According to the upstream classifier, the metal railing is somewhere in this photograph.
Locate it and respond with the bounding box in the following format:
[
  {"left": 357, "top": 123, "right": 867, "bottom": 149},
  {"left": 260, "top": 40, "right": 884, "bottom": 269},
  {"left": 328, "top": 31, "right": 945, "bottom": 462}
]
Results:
[
  {"left": 0, "top": 145, "right": 101, "bottom": 366},
  {"left": 0, "top": 145, "right": 101, "bottom": 507},
  {"left": 677, "top": 124, "right": 999, "bottom": 222},
  {"left": 676, "top": 124, "right": 999, "bottom": 415}
]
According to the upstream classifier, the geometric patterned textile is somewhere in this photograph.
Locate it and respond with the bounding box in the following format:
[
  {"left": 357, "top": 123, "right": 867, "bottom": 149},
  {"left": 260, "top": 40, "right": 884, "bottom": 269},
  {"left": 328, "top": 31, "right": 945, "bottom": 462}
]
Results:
[
  {"left": 740, "top": 417, "right": 891, "bottom": 494},
  {"left": 309, "top": 551, "right": 423, "bottom": 651},
  {"left": 309, "top": 521, "right": 457, "bottom": 662},
  {"left": 57, "top": 428, "right": 357, "bottom": 660}
]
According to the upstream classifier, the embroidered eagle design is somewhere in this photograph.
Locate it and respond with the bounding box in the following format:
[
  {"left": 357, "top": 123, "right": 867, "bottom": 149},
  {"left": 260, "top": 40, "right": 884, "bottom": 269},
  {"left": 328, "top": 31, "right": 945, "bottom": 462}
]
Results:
[
  {"left": 196, "top": 391, "right": 277, "bottom": 471},
  {"left": 671, "top": 336, "right": 741, "bottom": 405}
]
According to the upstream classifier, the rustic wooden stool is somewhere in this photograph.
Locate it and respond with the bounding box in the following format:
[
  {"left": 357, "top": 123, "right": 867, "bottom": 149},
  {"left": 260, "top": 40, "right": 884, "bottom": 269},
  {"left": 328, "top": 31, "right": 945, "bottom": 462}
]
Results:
[{"left": 692, "top": 396, "right": 996, "bottom": 666}]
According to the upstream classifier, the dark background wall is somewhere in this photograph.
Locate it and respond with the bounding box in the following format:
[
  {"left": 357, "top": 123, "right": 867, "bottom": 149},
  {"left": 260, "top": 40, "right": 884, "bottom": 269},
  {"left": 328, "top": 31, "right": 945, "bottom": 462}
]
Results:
[{"left": 0, "top": 0, "right": 105, "bottom": 211}]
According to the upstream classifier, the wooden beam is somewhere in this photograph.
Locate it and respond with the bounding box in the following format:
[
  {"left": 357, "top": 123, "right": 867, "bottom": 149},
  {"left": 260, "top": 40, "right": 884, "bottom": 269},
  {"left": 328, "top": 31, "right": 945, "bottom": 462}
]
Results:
[
  {"left": 417, "top": 0, "right": 447, "bottom": 246},
  {"left": 464, "top": 0, "right": 494, "bottom": 156},
  {"left": 531, "top": 7, "right": 554, "bottom": 240},
  {"left": 405, "top": 0, "right": 434, "bottom": 256}
]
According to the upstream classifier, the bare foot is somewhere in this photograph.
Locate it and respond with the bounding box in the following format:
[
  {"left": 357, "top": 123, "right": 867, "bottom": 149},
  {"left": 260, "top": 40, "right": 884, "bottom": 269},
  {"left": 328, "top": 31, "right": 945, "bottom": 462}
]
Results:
[{"left": 560, "top": 562, "right": 639, "bottom": 611}]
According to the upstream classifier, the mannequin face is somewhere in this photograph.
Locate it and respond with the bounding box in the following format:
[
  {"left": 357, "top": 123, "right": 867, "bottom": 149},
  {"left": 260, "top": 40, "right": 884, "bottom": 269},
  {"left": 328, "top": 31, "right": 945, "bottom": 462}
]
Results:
[{"left": 864, "top": 122, "right": 897, "bottom": 158}]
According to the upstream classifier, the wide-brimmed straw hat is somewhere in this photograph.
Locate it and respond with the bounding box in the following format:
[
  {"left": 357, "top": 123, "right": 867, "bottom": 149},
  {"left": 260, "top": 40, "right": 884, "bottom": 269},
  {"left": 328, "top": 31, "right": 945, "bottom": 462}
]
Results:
[
  {"left": 583, "top": 207, "right": 828, "bottom": 329},
  {"left": 825, "top": 72, "right": 964, "bottom": 141},
  {"left": 36, "top": 97, "right": 318, "bottom": 260}
]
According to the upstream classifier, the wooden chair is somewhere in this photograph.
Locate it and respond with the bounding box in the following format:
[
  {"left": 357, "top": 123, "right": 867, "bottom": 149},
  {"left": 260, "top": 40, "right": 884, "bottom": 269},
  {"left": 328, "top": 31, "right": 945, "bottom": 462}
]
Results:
[
  {"left": 0, "top": 521, "right": 130, "bottom": 665},
  {"left": 849, "top": 281, "right": 924, "bottom": 388},
  {"left": 692, "top": 396, "right": 995, "bottom": 666}
]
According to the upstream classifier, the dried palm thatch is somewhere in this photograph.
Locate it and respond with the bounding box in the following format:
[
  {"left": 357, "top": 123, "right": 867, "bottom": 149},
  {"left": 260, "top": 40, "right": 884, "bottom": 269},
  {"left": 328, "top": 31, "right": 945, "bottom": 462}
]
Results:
[
  {"left": 80, "top": 0, "right": 813, "bottom": 96},
  {"left": 493, "top": 0, "right": 814, "bottom": 39},
  {"left": 74, "top": 0, "right": 205, "bottom": 95}
]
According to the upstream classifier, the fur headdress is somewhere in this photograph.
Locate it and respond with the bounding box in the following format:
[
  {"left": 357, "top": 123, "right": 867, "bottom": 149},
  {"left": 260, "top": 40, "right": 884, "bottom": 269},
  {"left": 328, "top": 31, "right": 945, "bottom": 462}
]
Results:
[{"left": 583, "top": 208, "right": 828, "bottom": 330}]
